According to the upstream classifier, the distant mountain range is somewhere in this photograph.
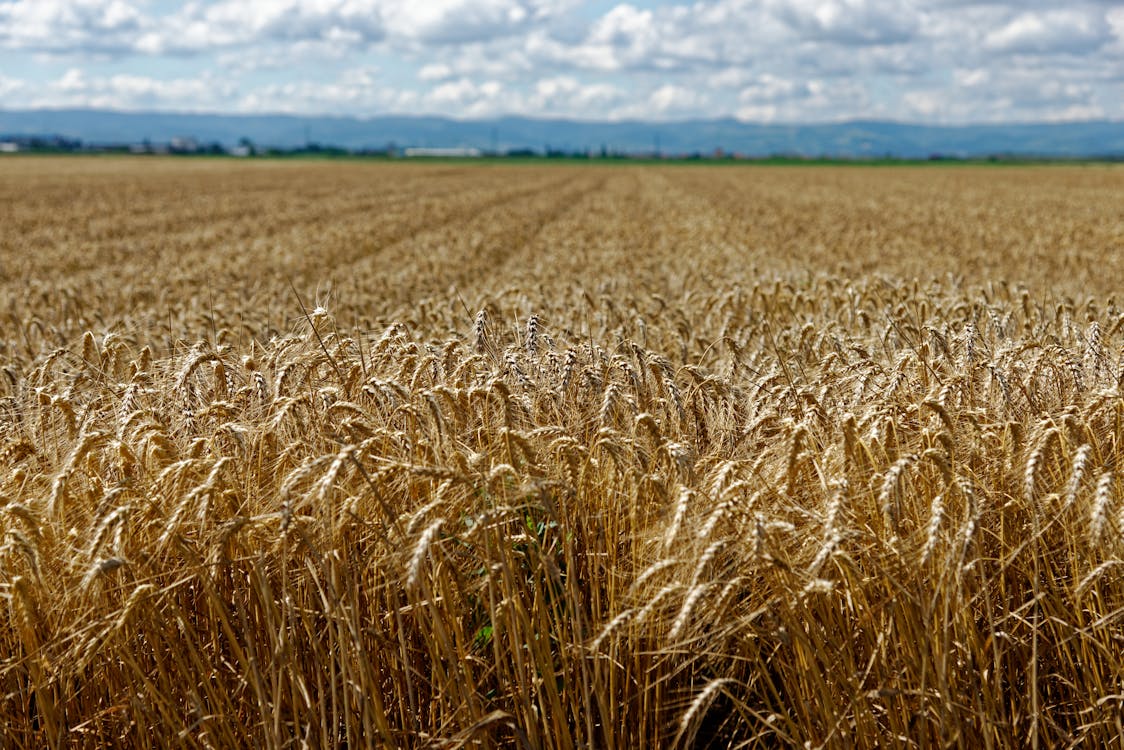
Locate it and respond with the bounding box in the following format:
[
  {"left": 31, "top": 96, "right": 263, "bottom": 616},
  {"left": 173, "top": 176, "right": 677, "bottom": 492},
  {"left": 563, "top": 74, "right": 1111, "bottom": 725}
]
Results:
[{"left": 2, "top": 108, "right": 1123, "bottom": 158}]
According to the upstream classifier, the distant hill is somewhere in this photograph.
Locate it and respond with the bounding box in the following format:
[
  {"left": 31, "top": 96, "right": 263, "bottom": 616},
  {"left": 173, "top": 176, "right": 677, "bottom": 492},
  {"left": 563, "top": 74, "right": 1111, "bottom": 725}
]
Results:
[{"left": 1, "top": 108, "right": 1122, "bottom": 158}]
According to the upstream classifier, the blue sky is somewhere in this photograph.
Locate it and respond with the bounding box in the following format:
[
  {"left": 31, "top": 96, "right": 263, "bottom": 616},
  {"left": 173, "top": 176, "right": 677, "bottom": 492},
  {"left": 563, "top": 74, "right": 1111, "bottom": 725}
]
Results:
[{"left": 1, "top": 0, "right": 1121, "bottom": 122}]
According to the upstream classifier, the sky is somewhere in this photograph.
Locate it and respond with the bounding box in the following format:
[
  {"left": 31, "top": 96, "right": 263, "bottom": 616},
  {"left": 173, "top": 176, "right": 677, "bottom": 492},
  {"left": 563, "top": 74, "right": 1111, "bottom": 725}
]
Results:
[{"left": 0, "top": 0, "right": 1122, "bottom": 123}]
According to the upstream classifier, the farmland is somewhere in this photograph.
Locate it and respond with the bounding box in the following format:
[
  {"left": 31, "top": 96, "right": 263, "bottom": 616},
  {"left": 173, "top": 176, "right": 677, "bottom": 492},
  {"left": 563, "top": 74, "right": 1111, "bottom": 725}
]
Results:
[{"left": 1, "top": 157, "right": 1123, "bottom": 747}]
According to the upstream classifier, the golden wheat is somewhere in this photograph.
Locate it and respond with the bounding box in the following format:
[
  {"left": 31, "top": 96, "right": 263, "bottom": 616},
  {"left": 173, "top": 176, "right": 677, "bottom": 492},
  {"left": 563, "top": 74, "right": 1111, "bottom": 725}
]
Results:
[{"left": 0, "top": 157, "right": 1122, "bottom": 747}]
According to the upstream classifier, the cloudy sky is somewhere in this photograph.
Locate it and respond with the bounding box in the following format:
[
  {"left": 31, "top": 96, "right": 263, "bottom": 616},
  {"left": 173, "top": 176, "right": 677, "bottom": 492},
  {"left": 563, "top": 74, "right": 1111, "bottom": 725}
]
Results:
[{"left": 1, "top": 0, "right": 1122, "bottom": 122}]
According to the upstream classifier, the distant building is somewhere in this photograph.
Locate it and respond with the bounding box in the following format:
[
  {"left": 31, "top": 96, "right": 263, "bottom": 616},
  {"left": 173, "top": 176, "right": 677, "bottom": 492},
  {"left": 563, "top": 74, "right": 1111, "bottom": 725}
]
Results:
[
  {"left": 0, "top": 142, "right": 19, "bottom": 153},
  {"left": 403, "top": 147, "right": 482, "bottom": 158},
  {"left": 170, "top": 137, "right": 200, "bottom": 153}
]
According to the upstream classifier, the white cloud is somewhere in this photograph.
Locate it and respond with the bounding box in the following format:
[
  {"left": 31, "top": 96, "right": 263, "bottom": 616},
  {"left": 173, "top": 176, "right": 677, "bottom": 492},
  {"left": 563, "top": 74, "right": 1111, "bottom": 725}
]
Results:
[
  {"left": 15, "top": 68, "right": 237, "bottom": 111},
  {"left": 0, "top": 0, "right": 1120, "bottom": 122},
  {"left": 381, "top": 0, "right": 553, "bottom": 44},
  {"left": 216, "top": 39, "right": 357, "bottom": 73},
  {"left": 768, "top": 0, "right": 920, "bottom": 45},
  {"left": 419, "top": 44, "right": 537, "bottom": 79},
  {"left": 0, "top": 0, "right": 147, "bottom": 54},
  {"left": 426, "top": 77, "right": 507, "bottom": 116},
  {"left": 418, "top": 63, "right": 455, "bottom": 81},
  {"left": 529, "top": 75, "right": 622, "bottom": 113},
  {"left": 647, "top": 84, "right": 707, "bottom": 115},
  {"left": 984, "top": 9, "right": 1112, "bottom": 54},
  {"left": 0, "top": 73, "right": 28, "bottom": 97},
  {"left": 959, "top": 68, "right": 1099, "bottom": 110},
  {"left": 906, "top": 61, "right": 1109, "bottom": 122},
  {"left": 518, "top": 2, "right": 761, "bottom": 75},
  {"left": 738, "top": 74, "right": 811, "bottom": 104},
  {"left": 903, "top": 90, "right": 942, "bottom": 118},
  {"left": 734, "top": 104, "right": 779, "bottom": 122},
  {"left": 143, "top": 0, "right": 386, "bottom": 55}
]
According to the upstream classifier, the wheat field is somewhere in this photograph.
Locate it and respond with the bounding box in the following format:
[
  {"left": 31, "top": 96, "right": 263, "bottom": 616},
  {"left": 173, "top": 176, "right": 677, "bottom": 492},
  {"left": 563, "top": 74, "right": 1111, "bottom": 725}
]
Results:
[{"left": 1, "top": 157, "right": 1123, "bottom": 748}]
